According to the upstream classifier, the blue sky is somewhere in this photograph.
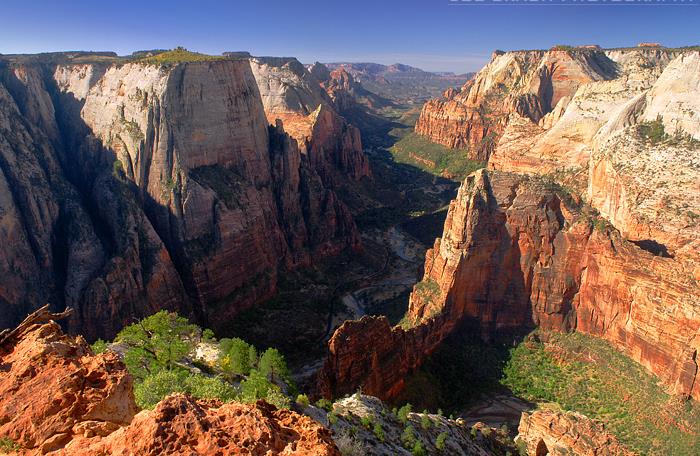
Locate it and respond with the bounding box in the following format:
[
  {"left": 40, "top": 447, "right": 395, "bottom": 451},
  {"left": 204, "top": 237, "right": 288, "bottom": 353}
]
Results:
[{"left": 1, "top": 0, "right": 699, "bottom": 72}]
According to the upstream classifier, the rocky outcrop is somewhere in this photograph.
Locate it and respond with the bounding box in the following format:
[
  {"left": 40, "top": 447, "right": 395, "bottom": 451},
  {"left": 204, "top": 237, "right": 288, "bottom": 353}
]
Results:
[
  {"left": 516, "top": 409, "right": 634, "bottom": 456},
  {"left": 0, "top": 306, "right": 137, "bottom": 453},
  {"left": 316, "top": 393, "right": 515, "bottom": 455},
  {"left": 317, "top": 170, "right": 700, "bottom": 401},
  {"left": 0, "top": 54, "right": 363, "bottom": 338},
  {"left": 68, "top": 395, "right": 340, "bottom": 456},
  {"left": 0, "top": 307, "right": 340, "bottom": 455},
  {"left": 415, "top": 47, "right": 684, "bottom": 162}
]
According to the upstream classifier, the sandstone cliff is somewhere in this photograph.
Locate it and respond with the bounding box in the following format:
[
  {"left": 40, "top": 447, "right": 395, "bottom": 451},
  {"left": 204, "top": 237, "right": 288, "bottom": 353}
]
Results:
[
  {"left": 317, "top": 170, "right": 700, "bottom": 401},
  {"left": 0, "top": 53, "right": 365, "bottom": 338},
  {"left": 0, "top": 307, "right": 340, "bottom": 455},
  {"left": 415, "top": 47, "right": 682, "bottom": 162},
  {"left": 250, "top": 57, "right": 370, "bottom": 183}
]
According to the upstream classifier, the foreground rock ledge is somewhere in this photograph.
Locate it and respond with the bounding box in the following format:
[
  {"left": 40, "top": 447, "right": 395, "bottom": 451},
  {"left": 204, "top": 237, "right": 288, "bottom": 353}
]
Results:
[
  {"left": 0, "top": 309, "right": 339, "bottom": 455},
  {"left": 517, "top": 409, "right": 634, "bottom": 456}
]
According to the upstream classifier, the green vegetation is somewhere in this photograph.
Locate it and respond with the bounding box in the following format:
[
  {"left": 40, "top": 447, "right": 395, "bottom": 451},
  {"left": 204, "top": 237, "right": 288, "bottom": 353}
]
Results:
[
  {"left": 112, "top": 159, "right": 124, "bottom": 178},
  {"left": 0, "top": 437, "right": 20, "bottom": 452},
  {"left": 401, "top": 425, "right": 417, "bottom": 448},
  {"left": 136, "top": 47, "right": 224, "bottom": 65},
  {"left": 502, "top": 331, "right": 700, "bottom": 455},
  {"left": 638, "top": 116, "right": 668, "bottom": 144},
  {"left": 90, "top": 338, "right": 107, "bottom": 354},
  {"left": 397, "top": 403, "right": 413, "bottom": 424},
  {"left": 411, "top": 441, "right": 427, "bottom": 456},
  {"left": 420, "top": 413, "right": 432, "bottom": 430},
  {"left": 435, "top": 431, "right": 448, "bottom": 452},
  {"left": 373, "top": 422, "right": 385, "bottom": 442},
  {"left": 413, "top": 278, "right": 440, "bottom": 299},
  {"left": 315, "top": 398, "right": 334, "bottom": 412},
  {"left": 395, "top": 323, "right": 509, "bottom": 412},
  {"left": 109, "top": 311, "right": 294, "bottom": 410},
  {"left": 390, "top": 132, "right": 484, "bottom": 181},
  {"left": 189, "top": 165, "right": 244, "bottom": 209},
  {"left": 220, "top": 337, "right": 257, "bottom": 376},
  {"left": 637, "top": 116, "right": 700, "bottom": 149},
  {"left": 295, "top": 393, "right": 310, "bottom": 407}
]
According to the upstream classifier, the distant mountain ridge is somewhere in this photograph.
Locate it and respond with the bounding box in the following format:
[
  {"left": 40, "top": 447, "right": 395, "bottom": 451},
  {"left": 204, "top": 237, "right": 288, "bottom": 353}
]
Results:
[{"left": 321, "top": 62, "right": 473, "bottom": 105}]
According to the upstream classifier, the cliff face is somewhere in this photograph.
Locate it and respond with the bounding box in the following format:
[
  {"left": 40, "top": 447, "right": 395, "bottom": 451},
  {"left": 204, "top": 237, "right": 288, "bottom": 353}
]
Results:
[
  {"left": 250, "top": 57, "right": 370, "bottom": 183},
  {"left": 317, "top": 170, "right": 700, "bottom": 401},
  {"left": 0, "top": 308, "right": 340, "bottom": 455},
  {"left": 0, "top": 55, "right": 363, "bottom": 338},
  {"left": 415, "top": 47, "right": 682, "bottom": 162}
]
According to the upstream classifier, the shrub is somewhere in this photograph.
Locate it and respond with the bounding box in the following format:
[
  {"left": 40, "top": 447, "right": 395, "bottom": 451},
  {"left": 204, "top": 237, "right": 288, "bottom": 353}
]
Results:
[
  {"left": 219, "top": 337, "right": 256, "bottom": 376},
  {"left": 420, "top": 414, "right": 432, "bottom": 430},
  {"left": 295, "top": 393, "right": 310, "bottom": 407},
  {"left": 202, "top": 328, "right": 215, "bottom": 342},
  {"left": 436, "top": 431, "right": 448, "bottom": 451},
  {"left": 335, "top": 431, "right": 365, "bottom": 456},
  {"left": 91, "top": 338, "right": 107, "bottom": 354},
  {"left": 412, "top": 441, "right": 427, "bottom": 456},
  {"left": 373, "top": 423, "right": 385, "bottom": 442},
  {"left": 360, "top": 416, "right": 373, "bottom": 429},
  {"left": 402, "top": 425, "right": 416, "bottom": 448},
  {"left": 112, "top": 160, "right": 124, "bottom": 177},
  {"left": 134, "top": 370, "right": 186, "bottom": 409},
  {"left": 328, "top": 411, "right": 338, "bottom": 425},
  {"left": 0, "top": 437, "right": 20, "bottom": 452},
  {"left": 398, "top": 403, "right": 413, "bottom": 424},
  {"left": 315, "top": 398, "right": 333, "bottom": 412},
  {"left": 184, "top": 375, "right": 237, "bottom": 403},
  {"left": 638, "top": 116, "right": 667, "bottom": 144}
]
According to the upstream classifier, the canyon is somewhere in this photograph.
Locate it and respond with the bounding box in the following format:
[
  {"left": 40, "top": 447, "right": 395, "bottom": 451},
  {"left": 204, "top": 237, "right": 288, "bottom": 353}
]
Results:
[
  {"left": 318, "top": 46, "right": 700, "bottom": 412},
  {"left": 1, "top": 43, "right": 699, "bottom": 455}
]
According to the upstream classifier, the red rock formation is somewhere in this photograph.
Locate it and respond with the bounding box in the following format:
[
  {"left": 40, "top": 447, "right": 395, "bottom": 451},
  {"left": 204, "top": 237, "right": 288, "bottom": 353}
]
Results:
[
  {"left": 67, "top": 396, "right": 340, "bottom": 456},
  {"left": 517, "top": 409, "right": 635, "bottom": 456},
  {"left": 0, "top": 55, "right": 364, "bottom": 339},
  {"left": 414, "top": 48, "right": 618, "bottom": 160},
  {"left": 316, "top": 170, "right": 700, "bottom": 401},
  {"left": 249, "top": 57, "right": 371, "bottom": 183},
  {"left": 0, "top": 306, "right": 340, "bottom": 455},
  {"left": 0, "top": 306, "right": 137, "bottom": 453}
]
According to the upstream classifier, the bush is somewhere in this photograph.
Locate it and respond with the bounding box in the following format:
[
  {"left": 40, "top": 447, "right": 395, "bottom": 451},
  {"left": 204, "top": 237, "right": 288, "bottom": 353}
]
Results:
[
  {"left": 0, "top": 437, "right": 20, "bottom": 452},
  {"left": 315, "top": 398, "right": 333, "bottom": 412},
  {"left": 328, "top": 411, "right": 338, "bottom": 425},
  {"left": 134, "top": 370, "right": 186, "bottom": 409},
  {"left": 295, "top": 393, "right": 310, "bottom": 407},
  {"left": 184, "top": 375, "right": 237, "bottom": 403},
  {"left": 398, "top": 403, "right": 412, "bottom": 424},
  {"left": 412, "top": 441, "right": 427, "bottom": 456},
  {"left": 91, "top": 338, "right": 108, "bottom": 354},
  {"left": 436, "top": 431, "right": 448, "bottom": 451},
  {"left": 402, "top": 425, "right": 416, "bottom": 448},
  {"left": 360, "top": 415, "right": 373, "bottom": 429},
  {"left": 202, "top": 328, "right": 215, "bottom": 342},
  {"left": 335, "top": 431, "right": 365, "bottom": 456},
  {"left": 420, "top": 413, "right": 432, "bottom": 430},
  {"left": 638, "top": 116, "right": 667, "bottom": 144},
  {"left": 373, "top": 422, "right": 385, "bottom": 442}
]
